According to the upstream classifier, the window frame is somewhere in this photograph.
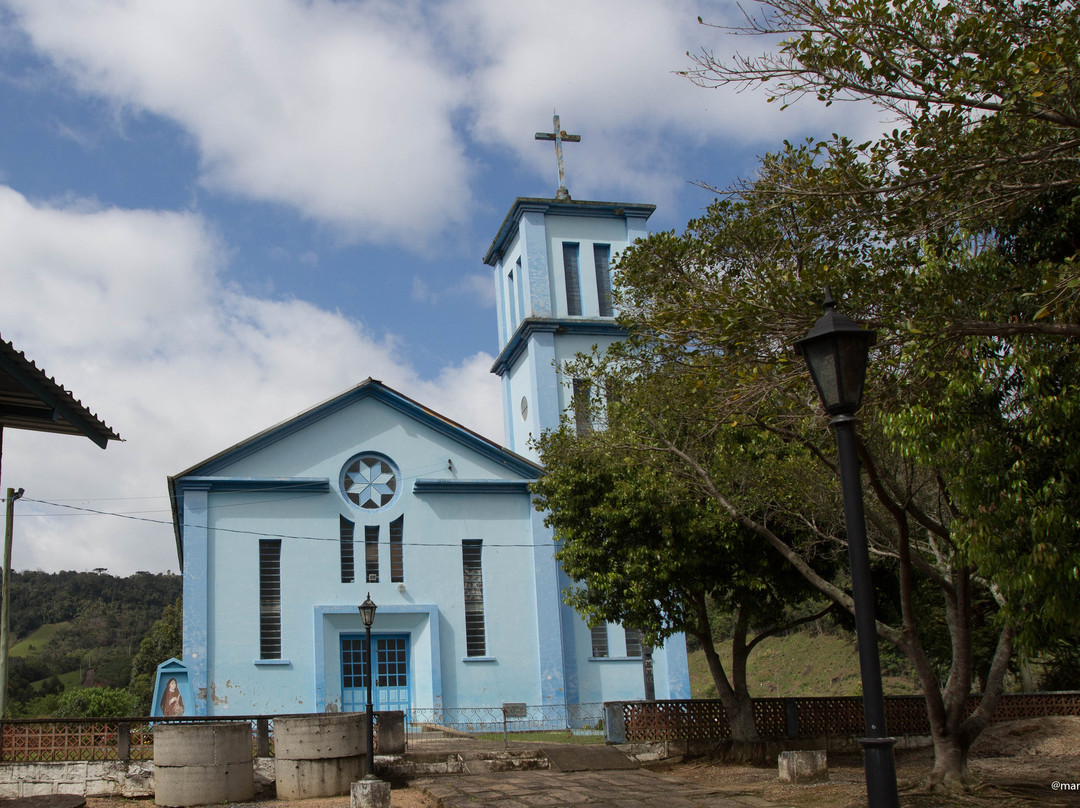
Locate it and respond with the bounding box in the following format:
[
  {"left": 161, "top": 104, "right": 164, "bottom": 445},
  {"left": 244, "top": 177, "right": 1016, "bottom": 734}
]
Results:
[
  {"left": 593, "top": 243, "right": 613, "bottom": 316},
  {"left": 365, "top": 525, "right": 380, "bottom": 583},
  {"left": 562, "top": 242, "right": 582, "bottom": 316},
  {"left": 259, "top": 539, "right": 282, "bottom": 660},
  {"left": 461, "top": 539, "right": 487, "bottom": 657}
]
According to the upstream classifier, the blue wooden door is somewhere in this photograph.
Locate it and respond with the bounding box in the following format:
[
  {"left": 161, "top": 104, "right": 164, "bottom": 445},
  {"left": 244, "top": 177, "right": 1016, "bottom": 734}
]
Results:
[{"left": 341, "top": 634, "right": 410, "bottom": 713}]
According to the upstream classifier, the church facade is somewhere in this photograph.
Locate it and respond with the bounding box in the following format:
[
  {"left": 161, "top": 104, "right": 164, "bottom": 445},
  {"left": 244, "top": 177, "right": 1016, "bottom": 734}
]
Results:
[{"left": 168, "top": 193, "right": 691, "bottom": 719}]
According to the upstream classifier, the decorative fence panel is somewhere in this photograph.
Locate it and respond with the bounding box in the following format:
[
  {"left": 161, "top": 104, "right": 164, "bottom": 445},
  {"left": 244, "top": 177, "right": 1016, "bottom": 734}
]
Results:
[
  {"left": 618, "top": 691, "right": 1080, "bottom": 743},
  {"left": 0, "top": 715, "right": 274, "bottom": 764}
]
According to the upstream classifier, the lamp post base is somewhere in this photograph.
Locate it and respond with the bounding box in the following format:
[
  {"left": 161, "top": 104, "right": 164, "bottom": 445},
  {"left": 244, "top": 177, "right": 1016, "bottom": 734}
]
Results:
[
  {"left": 860, "top": 736, "right": 899, "bottom": 808},
  {"left": 351, "top": 777, "right": 390, "bottom": 808}
]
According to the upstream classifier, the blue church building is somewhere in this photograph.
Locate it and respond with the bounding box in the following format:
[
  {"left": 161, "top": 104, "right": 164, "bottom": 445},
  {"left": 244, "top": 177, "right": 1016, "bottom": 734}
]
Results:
[{"left": 168, "top": 191, "right": 691, "bottom": 719}]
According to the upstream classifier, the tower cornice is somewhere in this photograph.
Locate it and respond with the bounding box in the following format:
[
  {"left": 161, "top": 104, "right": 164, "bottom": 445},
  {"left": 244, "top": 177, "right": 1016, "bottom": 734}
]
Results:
[
  {"left": 483, "top": 197, "right": 655, "bottom": 267},
  {"left": 490, "top": 317, "right": 627, "bottom": 377}
]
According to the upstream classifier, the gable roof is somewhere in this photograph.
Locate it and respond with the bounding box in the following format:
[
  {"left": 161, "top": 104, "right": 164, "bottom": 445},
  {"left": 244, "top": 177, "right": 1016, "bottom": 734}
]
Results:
[
  {"left": 0, "top": 335, "right": 121, "bottom": 448},
  {"left": 167, "top": 378, "right": 541, "bottom": 567}
]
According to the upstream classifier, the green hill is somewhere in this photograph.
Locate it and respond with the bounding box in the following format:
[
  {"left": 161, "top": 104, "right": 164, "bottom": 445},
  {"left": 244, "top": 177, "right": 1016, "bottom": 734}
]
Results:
[
  {"left": 4, "top": 570, "right": 181, "bottom": 710},
  {"left": 688, "top": 628, "right": 921, "bottom": 699},
  {"left": 9, "top": 622, "right": 65, "bottom": 658}
]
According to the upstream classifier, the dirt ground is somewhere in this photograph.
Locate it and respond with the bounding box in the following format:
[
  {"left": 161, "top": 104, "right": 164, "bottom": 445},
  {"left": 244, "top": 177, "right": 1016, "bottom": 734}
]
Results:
[
  {"left": 663, "top": 715, "right": 1080, "bottom": 807},
  {"left": 83, "top": 716, "right": 1080, "bottom": 808}
]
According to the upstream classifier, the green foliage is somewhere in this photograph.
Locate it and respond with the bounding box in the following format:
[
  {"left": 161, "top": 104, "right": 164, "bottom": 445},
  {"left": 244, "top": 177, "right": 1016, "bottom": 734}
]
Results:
[
  {"left": 547, "top": 0, "right": 1080, "bottom": 782},
  {"left": 3, "top": 572, "right": 181, "bottom": 716},
  {"left": 661, "top": 0, "right": 1080, "bottom": 657},
  {"left": 54, "top": 687, "right": 138, "bottom": 719},
  {"left": 9, "top": 570, "right": 181, "bottom": 643},
  {"left": 7, "top": 693, "right": 62, "bottom": 719},
  {"left": 1037, "top": 640, "right": 1080, "bottom": 691},
  {"left": 127, "top": 597, "right": 182, "bottom": 714}
]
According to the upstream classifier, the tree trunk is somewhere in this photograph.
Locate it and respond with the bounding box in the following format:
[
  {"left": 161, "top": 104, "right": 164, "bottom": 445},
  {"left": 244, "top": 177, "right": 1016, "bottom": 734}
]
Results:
[
  {"left": 690, "top": 599, "right": 762, "bottom": 762},
  {"left": 927, "top": 729, "right": 971, "bottom": 792}
]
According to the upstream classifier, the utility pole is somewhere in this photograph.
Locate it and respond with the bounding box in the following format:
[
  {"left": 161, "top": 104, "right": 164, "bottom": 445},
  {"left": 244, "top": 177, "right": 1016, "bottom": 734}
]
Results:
[{"left": 0, "top": 487, "right": 24, "bottom": 717}]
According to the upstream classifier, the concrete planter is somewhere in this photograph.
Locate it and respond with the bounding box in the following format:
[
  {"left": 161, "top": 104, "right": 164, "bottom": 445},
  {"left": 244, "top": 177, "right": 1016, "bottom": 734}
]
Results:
[
  {"left": 153, "top": 723, "right": 254, "bottom": 807},
  {"left": 274, "top": 713, "right": 366, "bottom": 800}
]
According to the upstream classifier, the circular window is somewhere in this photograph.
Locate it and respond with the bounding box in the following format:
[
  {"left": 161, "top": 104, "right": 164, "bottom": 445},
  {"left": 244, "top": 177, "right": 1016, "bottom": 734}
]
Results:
[
  {"left": 520, "top": 396, "right": 529, "bottom": 422},
  {"left": 341, "top": 453, "right": 399, "bottom": 510}
]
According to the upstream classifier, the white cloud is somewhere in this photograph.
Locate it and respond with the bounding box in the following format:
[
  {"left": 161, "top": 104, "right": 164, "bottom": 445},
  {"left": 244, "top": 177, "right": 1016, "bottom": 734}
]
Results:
[
  {"left": 0, "top": 186, "right": 502, "bottom": 574},
  {"left": 458, "top": 0, "right": 887, "bottom": 204},
  {"left": 5, "top": 0, "right": 885, "bottom": 246},
  {"left": 6, "top": 0, "right": 473, "bottom": 247}
]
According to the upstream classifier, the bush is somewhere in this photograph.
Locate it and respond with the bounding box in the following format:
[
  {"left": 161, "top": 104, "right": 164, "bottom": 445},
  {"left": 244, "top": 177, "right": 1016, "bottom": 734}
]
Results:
[
  {"left": 7, "top": 693, "right": 61, "bottom": 719},
  {"left": 54, "top": 687, "right": 138, "bottom": 718}
]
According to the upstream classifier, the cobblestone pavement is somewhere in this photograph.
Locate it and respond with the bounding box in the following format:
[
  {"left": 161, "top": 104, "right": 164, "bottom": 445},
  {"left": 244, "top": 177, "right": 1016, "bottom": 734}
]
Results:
[{"left": 413, "top": 769, "right": 792, "bottom": 808}]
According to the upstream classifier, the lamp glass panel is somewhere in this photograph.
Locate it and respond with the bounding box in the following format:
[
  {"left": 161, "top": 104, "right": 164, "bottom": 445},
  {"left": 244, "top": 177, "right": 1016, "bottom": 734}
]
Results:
[
  {"left": 837, "top": 336, "right": 870, "bottom": 411},
  {"left": 803, "top": 338, "right": 842, "bottom": 411},
  {"left": 359, "top": 601, "right": 376, "bottom": 627}
]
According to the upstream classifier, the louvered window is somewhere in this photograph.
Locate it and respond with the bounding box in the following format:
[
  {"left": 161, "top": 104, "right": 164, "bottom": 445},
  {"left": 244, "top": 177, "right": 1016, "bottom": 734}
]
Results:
[
  {"left": 462, "top": 540, "right": 486, "bottom": 657},
  {"left": 259, "top": 539, "right": 282, "bottom": 659},
  {"left": 340, "top": 515, "right": 355, "bottom": 583},
  {"left": 365, "top": 525, "right": 379, "bottom": 583},
  {"left": 593, "top": 244, "right": 613, "bottom": 316},
  {"left": 390, "top": 515, "right": 404, "bottom": 583},
  {"left": 562, "top": 242, "right": 582, "bottom": 316},
  {"left": 507, "top": 267, "right": 517, "bottom": 333},
  {"left": 625, "top": 627, "right": 643, "bottom": 658},
  {"left": 590, "top": 624, "right": 609, "bottom": 658},
  {"left": 573, "top": 378, "right": 592, "bottom": 435}
]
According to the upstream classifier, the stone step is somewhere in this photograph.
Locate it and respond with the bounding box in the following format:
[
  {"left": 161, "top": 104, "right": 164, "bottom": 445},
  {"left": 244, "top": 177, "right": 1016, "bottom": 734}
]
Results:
[{"left": 377, "top": 749, "right": 549, "bottom": 779}]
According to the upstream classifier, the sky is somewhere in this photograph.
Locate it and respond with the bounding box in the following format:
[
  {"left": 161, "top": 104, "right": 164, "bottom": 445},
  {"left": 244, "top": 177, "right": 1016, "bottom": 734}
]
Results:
[{"left": 0, "top": 0, "right": 881, "bottom": 576}]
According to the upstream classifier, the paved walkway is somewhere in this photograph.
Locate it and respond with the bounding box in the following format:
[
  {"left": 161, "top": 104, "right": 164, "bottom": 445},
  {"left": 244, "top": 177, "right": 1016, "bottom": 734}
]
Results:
[{"left": 413, "top": 769, "right": 790, "bottom": 808}]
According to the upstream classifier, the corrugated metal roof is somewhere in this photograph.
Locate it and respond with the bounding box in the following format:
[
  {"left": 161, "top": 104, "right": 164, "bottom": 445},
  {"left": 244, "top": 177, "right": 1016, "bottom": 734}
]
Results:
[{"left": 0, "top": 335, "right": 121, "bottom": 449}]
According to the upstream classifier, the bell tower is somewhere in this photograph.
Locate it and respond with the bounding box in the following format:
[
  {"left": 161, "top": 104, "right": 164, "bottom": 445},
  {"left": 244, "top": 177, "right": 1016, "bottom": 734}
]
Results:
[
  {"left": 484, "top": 197, "right": 653, "bottom": 459},
  {"left": 482, "top": 121, "right": 689, "bottom": 713},
  {"left": 485, "top": 115, "right": 655, "bottom": 459}
]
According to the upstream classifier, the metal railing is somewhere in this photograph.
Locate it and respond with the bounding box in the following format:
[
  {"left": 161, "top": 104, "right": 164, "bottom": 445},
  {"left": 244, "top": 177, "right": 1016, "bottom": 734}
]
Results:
[{"left": 405, "top": 702, "right": 604, "bottom": 745}]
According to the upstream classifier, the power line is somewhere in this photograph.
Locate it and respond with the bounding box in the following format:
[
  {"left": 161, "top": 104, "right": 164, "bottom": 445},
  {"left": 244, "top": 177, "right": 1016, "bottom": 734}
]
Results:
[{"left": 22, "top": 498, "right": 550, "bottom": 549}]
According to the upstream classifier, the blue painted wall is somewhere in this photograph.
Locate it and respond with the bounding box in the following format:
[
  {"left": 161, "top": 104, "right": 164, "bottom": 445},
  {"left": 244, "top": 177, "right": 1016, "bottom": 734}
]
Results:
[{"left": 173, "top": 192, "right": 692, "bottom": 719}]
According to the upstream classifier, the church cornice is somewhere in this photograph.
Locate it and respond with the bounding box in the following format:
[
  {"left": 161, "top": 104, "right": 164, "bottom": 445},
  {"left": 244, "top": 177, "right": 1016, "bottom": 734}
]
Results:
[
  {"left": 413, "top": 479, "right": 534, "bottom": 494},
  {"left": 483, "top": 197, "right": 656, "bottom": 267},
  {"left": 491, "top": 317, "right": 627, "bottom": 377},
  {"left": 173, "top": 477, "right": 330, "bottom": 493}
]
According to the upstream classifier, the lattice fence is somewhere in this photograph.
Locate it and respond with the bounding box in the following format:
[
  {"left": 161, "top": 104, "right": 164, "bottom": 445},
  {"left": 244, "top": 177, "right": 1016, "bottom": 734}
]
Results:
[
  {"left": 621, "top": 691, "right": 1080, "bottom": 742},
  {"left": 0, "top": 716, "right": 274, "bottom": 764},
  {"left": 625, "top": 700, "right": 730, "bottom": 742},
  {"left": 0, "top": 720, "right": 152, "bottom": 763}
]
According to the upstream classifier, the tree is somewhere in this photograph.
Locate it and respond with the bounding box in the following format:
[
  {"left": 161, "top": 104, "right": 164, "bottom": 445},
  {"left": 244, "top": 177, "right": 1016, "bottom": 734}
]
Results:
[
  {"left": 602, "top": 176, "right": 1080, "bottom": 788},
  {"left": 617, "top": 2, "right": 1080, "bottom": 789},
  {"left": 128, "top": 597, "right": 182, "bottom": 715},
  {"left": 532, "top": 408, "right": 837, "bottom": 759},
  {"left": 684, "top": 0, "right": 1080, "bottom": 330},
  {"left": 54, "top": 687, "right": 138, "bottom": 719}
]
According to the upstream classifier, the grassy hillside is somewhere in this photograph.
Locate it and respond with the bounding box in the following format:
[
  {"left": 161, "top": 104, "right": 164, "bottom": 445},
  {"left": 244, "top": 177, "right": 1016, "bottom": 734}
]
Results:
[
  {"left": 9, "top": 622, "right": 65, "bottom": 658},
  {"left": 688, "top": 628, "right": 922, "bottom": 699},
  {"left": 4, "top": 571, "right": 181, "bottom": 713}
]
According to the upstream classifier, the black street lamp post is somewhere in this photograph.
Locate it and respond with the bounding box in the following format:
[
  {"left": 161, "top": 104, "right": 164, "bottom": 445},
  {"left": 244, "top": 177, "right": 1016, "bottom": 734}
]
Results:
[
  {"left": 359, "top": 593, "right": 378, "bottom": 779},
  {"left": 795, "top": 288, "right": 899, "bottom": 808}
]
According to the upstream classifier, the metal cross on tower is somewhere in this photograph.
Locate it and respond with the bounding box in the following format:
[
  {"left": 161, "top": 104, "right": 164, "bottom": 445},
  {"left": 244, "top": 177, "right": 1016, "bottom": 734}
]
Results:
[{"left": 535, "top": 113, "right": 580, "bottom": 201}]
